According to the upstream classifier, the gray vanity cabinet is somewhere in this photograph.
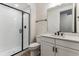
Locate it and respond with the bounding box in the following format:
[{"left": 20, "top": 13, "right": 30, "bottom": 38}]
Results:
[
  {"left": 37, "top": 36, "right": 79, "bottom": 56},
  {"left": 41, "top": 41, "right": 55, "bottom": 56},
  {"left": 37, "top": 36, "right": 55, "bottom": 56},
  {"left": 55, "top": 39, "right": 79, "bottom": 56},
  {"left": 56, "top": 45, "right": 79, "bottom": 56}
]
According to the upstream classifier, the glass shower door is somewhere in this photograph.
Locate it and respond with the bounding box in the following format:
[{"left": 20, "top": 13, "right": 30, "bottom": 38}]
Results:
[
  {"left": 0, "top": 4, "right": 22, "bottom": 55},
  {"left": 23, "top": 13, "right": 29, "bottom": 49}
]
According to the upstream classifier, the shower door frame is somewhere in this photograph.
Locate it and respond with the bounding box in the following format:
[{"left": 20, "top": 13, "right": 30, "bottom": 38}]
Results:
[{"left": 0, "top": 3, "right": 30, "bottom": 56}]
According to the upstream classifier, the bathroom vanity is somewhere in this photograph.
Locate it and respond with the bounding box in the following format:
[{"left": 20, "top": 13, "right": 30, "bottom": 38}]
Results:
[
  {"left": 36, "top": 3, "right": 79, "bottom": 56},
  {"left": 37, "top": 33, "right": 79, "bottom": 56}
]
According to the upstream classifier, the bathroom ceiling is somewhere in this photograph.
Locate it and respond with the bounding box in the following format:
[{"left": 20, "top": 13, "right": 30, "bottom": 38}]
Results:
[
  {"left": 5, "top": 3, "right": 30, "bottom": 13},
  {"left": 48, "top": 3, "right": 62, "bottom": 8}
]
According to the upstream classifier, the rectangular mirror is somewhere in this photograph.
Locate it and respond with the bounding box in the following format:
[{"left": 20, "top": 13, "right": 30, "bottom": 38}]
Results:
[{"left": 47, "top": 3, "right": 76, "bottom": 33}]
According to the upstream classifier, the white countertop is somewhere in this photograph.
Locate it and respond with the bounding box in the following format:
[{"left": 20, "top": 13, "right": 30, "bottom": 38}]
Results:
[{"left": 37, "top": 33, "right": 79, "bottom": 42}]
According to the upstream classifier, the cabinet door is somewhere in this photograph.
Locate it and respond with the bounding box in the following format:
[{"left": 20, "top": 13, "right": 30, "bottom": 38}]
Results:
[
  {"left": 56, "top": 45, "right": 79, "bottom": 56},
  {"left": 41, "top": 42, "right": 55, "bottom": 56}
]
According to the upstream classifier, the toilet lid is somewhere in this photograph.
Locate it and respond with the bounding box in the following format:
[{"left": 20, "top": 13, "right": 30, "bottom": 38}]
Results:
[{"left": 29, "top": 43, "right": 40, "bottom": 48}]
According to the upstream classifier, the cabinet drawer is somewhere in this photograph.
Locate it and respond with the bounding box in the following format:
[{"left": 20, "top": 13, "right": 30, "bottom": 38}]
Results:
[
  {"left": 56, "top": 45, "right": 79, "bottom": 56},
  {"left": 41, "top": 36, "right": 55, "bottom": 44},
  {"left": 41, "top": 41, "right": 54, "bottom": 47},
  {"left": 56, "top": 39, "right": 79, "bottom": 51}
]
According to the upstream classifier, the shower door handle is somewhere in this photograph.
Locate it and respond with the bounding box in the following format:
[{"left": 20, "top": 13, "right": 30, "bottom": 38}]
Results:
[
  {"left": 19, "top": 29, "right": 22, "bottom": 33},
  {"left": 24, "top": 25, "right": 26, "bottom": 29}
]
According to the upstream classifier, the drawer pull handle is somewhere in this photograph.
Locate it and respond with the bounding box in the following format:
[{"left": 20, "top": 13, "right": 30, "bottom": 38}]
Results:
[
  {"left": 53, "top": 47, "right": 55, "bottom": 52},
  {"left": 55, "top": 48, "right": 58, "bottom": 53}
]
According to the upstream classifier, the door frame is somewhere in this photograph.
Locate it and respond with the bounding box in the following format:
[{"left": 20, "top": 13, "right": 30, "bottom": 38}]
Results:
[{"left": 0, "top": 3, "right": 30, "bottom": 56}]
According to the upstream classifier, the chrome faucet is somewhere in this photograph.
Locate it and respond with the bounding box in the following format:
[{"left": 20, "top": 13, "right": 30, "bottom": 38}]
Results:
[{"left": 54, "top": 31, "right": 63, "bottom": 36}]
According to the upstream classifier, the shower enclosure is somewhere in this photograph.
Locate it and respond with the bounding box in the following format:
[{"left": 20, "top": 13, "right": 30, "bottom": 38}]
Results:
[{"left": 0, "top": 3, "right": 30, "bottom": 56}]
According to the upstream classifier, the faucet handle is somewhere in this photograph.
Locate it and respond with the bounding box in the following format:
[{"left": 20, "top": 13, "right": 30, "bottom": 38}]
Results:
[
  {"left": 57, "top": 31, "right": 60, "bottom": 35},
  {"left": 54, "top": 32, "right": 57, "bottom": 35},
  {"left": 61, "top": 33, "right": 63, "bottom": 36}
]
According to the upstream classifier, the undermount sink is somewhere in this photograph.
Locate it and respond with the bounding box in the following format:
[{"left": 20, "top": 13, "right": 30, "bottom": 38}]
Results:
[
  {"left": 42, "top": 33, "right": 79, "bottom": 40},
  {"left": 40, "top": 33, "right": 79, "bottom": 44},
  {"left": 51, "top": 34, "right": 79, "bottom": 41},
  {"left": 42, "top": 33, "right": 64, "bottom": 39}
]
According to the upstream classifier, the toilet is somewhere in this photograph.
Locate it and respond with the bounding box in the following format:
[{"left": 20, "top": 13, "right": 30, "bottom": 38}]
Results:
[
  {"left": 28, "top": 43, "right": 40, "bottom": 56},
  {"left": 28, "top": 35, "right": 41, "bottom": 56}
]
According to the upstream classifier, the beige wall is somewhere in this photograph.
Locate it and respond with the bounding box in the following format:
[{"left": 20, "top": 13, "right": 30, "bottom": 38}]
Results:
[
  {"left": 36, "top": 3, "right": 49, "bottom": 20},
  {"left": 29, "top": 3, "right": 55, "bottom": 43},
  {"left": 28, "top": 3, "right": 36, "bottom": 43},
  {"left": 29, "top": 3, "right": 49, "bottom": 43},
  {"left": 35, "top": 3, "right": 49, "bottom": 35},
  {"left": 35, "top": 3, "right": 60, "bottom": 35}
]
